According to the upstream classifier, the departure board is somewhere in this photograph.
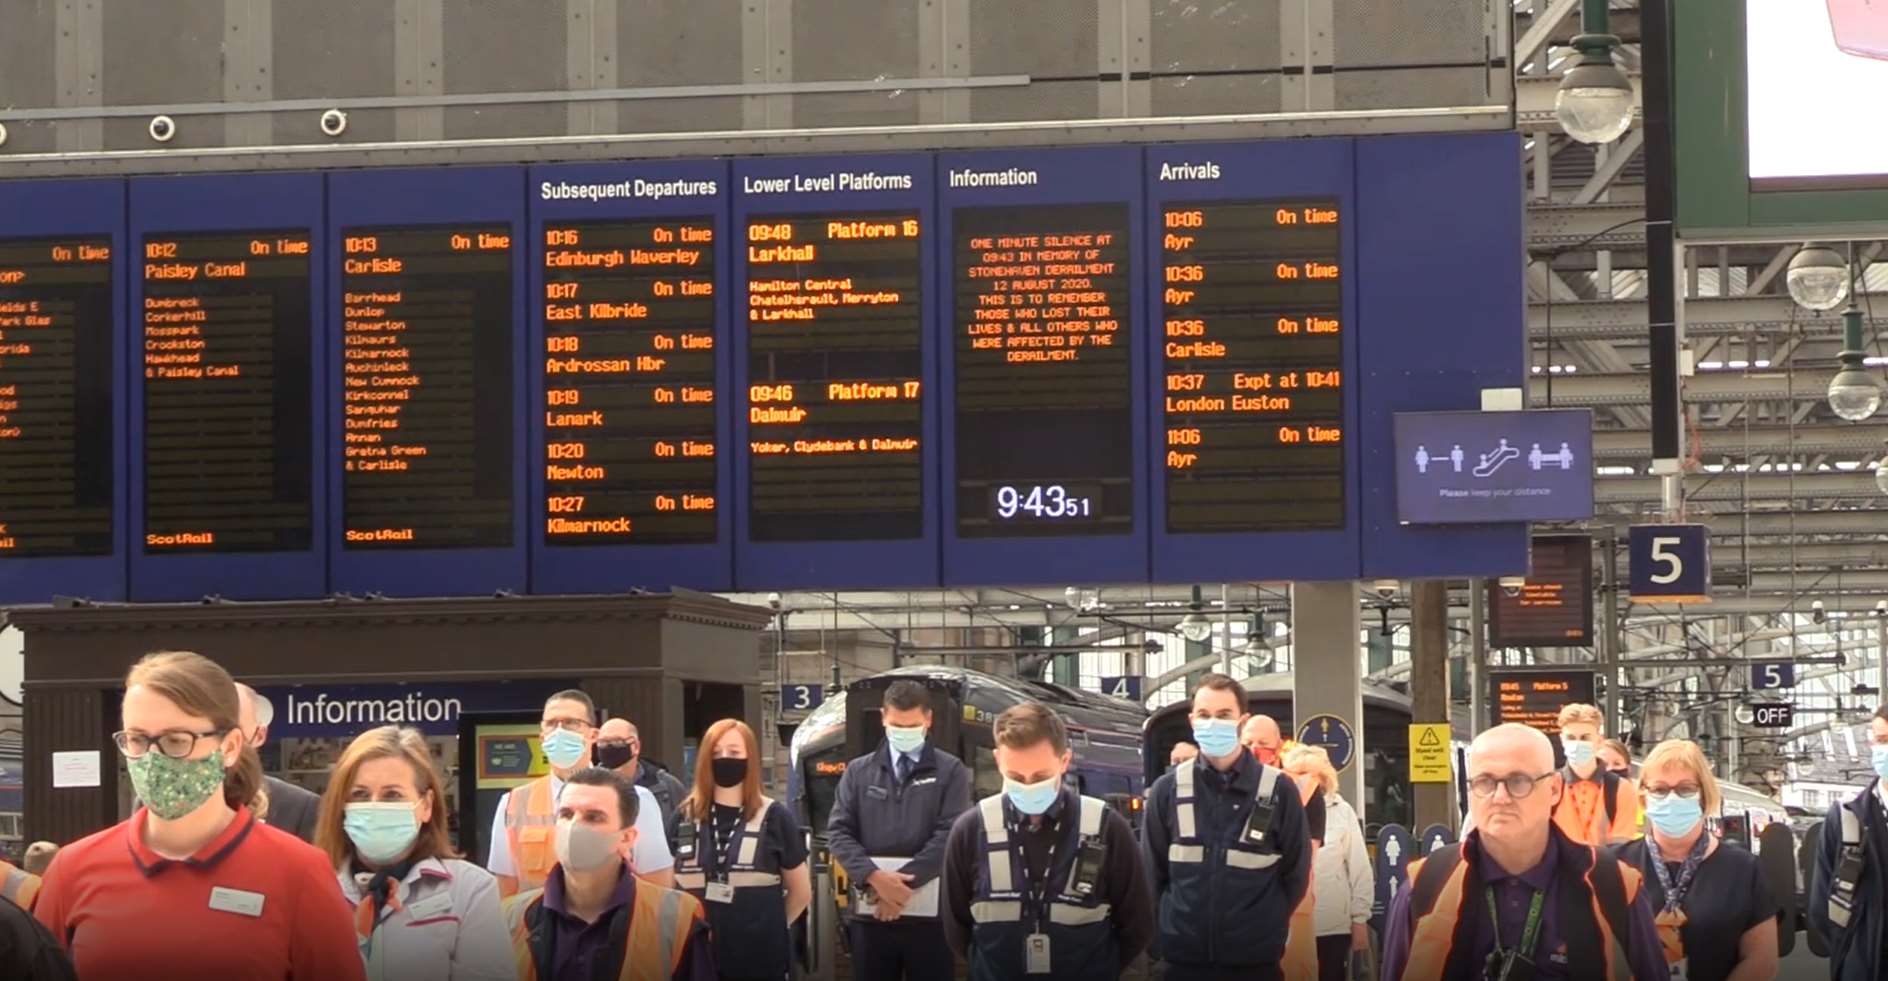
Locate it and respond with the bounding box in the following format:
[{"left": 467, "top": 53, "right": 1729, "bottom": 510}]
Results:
[
  {"left": 1488, "top": 534, "right": 1594, "bottom": 647},
  {"left": 0, "top": 237, "right": 114, "bottom": 556},
  {"left": 1162, "top": 200, "right": 1344, "bottom": 533},
  {"left": 142, "top": 231, "right": 312, "bottom": 552},
  {"left": 541, "top": 218, "right": 717, "bottom": 545},
  {"left": 340, "top": 225, "right": 514, "bottom": 549},
  {"left": 952, "top": 204, "right": 1132, "bottom": 537},
  {"left": 743, "top": 212, "right": 924, "bottom": 541}
]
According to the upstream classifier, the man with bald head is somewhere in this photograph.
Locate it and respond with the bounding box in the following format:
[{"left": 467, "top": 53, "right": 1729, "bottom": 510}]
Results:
[
  {"left": 594, "top": 717, "right": 686, "bottom": 834},
  {"left": 1241, "top": 715, "right": 1284, "bottom": 767},
  {"left": 234, "top": 682, "right": 320, "bottom": 843},
  {"left": 1379, "top": 724, "right": 1665, "bottom": 980}
]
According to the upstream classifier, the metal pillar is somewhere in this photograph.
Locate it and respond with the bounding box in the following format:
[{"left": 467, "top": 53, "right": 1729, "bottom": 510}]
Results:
[
  {"left": 1469, "top": 580, "right": 1489, "bottom": 733},
  {"left": 1600, "top": 530, "right": 1622, "bottom": 735},
  {"left": 1644, "top": 0, "right": 1683, "bottom": 474},
  {"left": 1410, "top": 580, "right": 1458, "bottom": 831},
  {"left": 1291, "top": 582, "right": 1366, "bottom": 813}
]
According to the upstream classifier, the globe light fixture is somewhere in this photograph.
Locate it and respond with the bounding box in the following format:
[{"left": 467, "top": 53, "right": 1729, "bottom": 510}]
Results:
[
  {"left": 1875, "top": 450, "right": 1888, "bottom": 497},
  {"left": 1829, "top": 305, "right": 1883, "bottom": 422},
  {"left": 1555, "top": 1, "right": 1633, "bottom": 145},
  {"left": 1787, "top": 246, "right": 1852, "bottom": 312}
]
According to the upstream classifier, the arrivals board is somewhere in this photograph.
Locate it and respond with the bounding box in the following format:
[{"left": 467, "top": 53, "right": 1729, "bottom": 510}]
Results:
[
  {"left": 0, "top": 133, "right": 1532, "bottom": 603},
  {"left": 1487, "top": 534, "right": 1594, "bottom": 648}
]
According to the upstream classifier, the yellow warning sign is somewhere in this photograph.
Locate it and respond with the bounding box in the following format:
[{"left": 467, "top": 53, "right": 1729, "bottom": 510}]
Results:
[{"left": 1409, "top": 724, "right": 1452, "bottom": 783}]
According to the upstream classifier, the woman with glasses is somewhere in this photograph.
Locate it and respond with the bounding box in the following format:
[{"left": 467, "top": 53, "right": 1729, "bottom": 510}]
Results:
[
  {"left": 671, "top": 718, "right": 811, "bottom": 981},
  {"left": 1616, "top": 739, "right": 1779, "bottom": 981},
  {"left": 33, "top": 651, "right": 365, "bottom": 981},
  {"left": 315, "top": 725, "right": 512, "bottom": 981}
]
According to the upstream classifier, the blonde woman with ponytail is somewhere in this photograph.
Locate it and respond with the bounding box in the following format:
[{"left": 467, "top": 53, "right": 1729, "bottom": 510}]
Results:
[{"left": 33, "top": 651, "right": 365, "bottom": 981}]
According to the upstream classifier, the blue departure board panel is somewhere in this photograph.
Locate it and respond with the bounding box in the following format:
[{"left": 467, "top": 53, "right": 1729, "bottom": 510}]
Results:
[
  {"left": 528, "top": 161, "right": 733, "bottom": 593},
  {"left": 731, "top": 154, "right": 939, "bottom": 589},
  {"left": 326, "top": 167, "right": 528, "bottom": 596},
  {"left": 1145, "top": 140, "right": 1361, "bottom": 582},
  {"left": 128, "top": 174, "right": 326, "bottom": 600},
  {"left": 0, "top": 180, "right": 126, "bottom": 605},
  {"left": 939, "top": 147, "right": 1148, "bottom": 586}
]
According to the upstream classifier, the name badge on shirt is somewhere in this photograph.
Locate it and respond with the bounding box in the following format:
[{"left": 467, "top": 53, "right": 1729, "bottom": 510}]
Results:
[
  {"left": 910, "top": 777, "right": 937, "bottom": 787},
  {"left": 1669, "top": 960, "right": 1688, "bottom": 981},
  {"left": 405, "top": 892, "right": 454, "bottom": 921},
  {"left": 866, "top": 786, "right": 890, "bottom": 800},
  {"left": 1026, "top": 933, "right": 1051, "bottom": 974},
  {"left": 209, "top": 886, "right": 266, "bottom": 918},
  {"left": 705, "top": 882, "right": 736, "bottom": 904}
]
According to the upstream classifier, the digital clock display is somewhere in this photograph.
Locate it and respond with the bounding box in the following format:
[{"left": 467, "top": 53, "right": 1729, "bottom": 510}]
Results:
[{"left": 989, "top": 483, "right": 1101, "bottom": 522}]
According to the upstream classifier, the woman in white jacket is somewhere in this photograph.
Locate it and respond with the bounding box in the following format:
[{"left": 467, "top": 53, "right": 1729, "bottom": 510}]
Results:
[
  {"left": 316, "top": 725, "right": 514, "bottom": 981},
  {"left": 1285, "top": 745, "right": 1373, "bottom": 981}
]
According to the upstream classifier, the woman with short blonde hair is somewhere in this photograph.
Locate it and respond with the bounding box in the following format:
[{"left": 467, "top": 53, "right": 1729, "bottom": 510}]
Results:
[
  {"left": 1617, "top": 739, "right": 1778, "bottom": 981},
  {"left": 317, "top": 725, "right": 512, "bottom": 980},
  {"left": 1282, "top": 744, "right": 1372, "bottom": 981}
]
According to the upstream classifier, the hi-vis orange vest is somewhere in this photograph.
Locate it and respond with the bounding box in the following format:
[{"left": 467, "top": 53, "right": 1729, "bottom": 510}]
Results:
[
  {"left": 0, "top": 860, "right": 40, "bottom": 911},
  {"left": 503, "top": 876, "right": 704, "bottom": 981},
  {"left": 504, "top": 776, "right": 559, "bottom": 894},
  {"left": 1401, "top": 834, "right": 1642, "bottom": 981}
]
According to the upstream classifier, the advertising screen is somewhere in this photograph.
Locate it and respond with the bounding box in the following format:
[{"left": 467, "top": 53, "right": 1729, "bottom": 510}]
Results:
[{"left": 1748, "top": 0, "right": 1888, "bottom": 188}]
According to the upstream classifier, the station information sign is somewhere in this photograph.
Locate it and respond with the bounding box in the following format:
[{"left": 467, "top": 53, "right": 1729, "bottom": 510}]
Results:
[
  {"left": 541, "top": 218, "right": 718, "bottom": 545},
  {"left": 339, "top": 225, "right": 515, "bottom": 549},
  {"left": 1490, "top": 669, "right": 1597, "bottom": 737},
  {"left": 1161, "top": 199, "right": 1344, "bottom": 533},
  {"left": 952, "top": 203, "right": 1133, "bottom": 536},
  {"left": 140, "top": 231, "right": 313, "bottom": 553},
  {"left": 0, "top": 237, "right": 115, "bottom": 556},
  {"left": 1487, "top": 534, "right": 1594, "bottom": 648},
  {"left": 743, "top": 211, "right": 925, "bottom": 541}
]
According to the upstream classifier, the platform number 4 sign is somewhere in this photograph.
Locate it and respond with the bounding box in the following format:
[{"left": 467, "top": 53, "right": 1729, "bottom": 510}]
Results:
[
  {"left": 1628, "top": 524, "right": 1711, "bottom": 604},
  {"left": 1101, "top": 676, "right": 1143, "bottom": 702}
]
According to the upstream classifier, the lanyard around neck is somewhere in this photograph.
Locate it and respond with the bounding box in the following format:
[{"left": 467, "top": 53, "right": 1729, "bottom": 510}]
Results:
[
  {"left": 1648, "top": 832, "right": 1709, "bottom": 913},
  {"left": 1485, "top": 885, "right": 1546, "bottom": 963}
]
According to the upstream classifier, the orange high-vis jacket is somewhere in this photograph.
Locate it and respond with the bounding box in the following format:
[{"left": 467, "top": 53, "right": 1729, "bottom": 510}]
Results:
[
  {"left": 503, "top": 876, "right": 703, "bottom": 981},
  {"left": 1552, "top": 767, "right": 1640, "bottom": 846},
  {"left": 503, "top": 776, "right": 560, "bottom": 894}
]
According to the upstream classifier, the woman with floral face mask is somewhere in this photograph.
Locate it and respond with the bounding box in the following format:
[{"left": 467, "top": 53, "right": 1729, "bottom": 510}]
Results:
[
  {"left": 32, "top": 651, "right": 365, "bottom": 981},
  {"left": 1616, "top": 739, "right": 1780, "bottom": 981},
  {"left": 315, "top": 726, "right": 512, "bottom": 981}
]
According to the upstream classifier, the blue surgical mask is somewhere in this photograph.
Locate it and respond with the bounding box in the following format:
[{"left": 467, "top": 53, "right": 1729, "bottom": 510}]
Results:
[
  {"left": 885, "top": 725, "right": 926, "bottom": 755},
  {"left": 1004, "top": 776, "right": 1061, "bottom": 816},
  {"left": 1191, "top": 718, "right": 1240, "bottom": 759},
  {"left": 1562, "top": 739, "right": 1596, "bottom": 766},
  {"left": 344, "top": 802, "right": 421, "bottom": 865},
  {"left": 541, "top": 728, "right": 587, "bottom": 769},
  {"left": 1644, "top": 793, "right": 1704, "bottom": 838},
  {"left": 1872, "top": 744, "right": 1888, "bottom": 783}
]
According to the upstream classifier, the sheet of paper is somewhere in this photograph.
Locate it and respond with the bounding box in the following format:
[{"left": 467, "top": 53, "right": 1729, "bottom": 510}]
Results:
[
  {"left": 855, "top": 856, "right": 940, "bottom": 918},
  {"left": 51, "top": 750, "right": 101, "bottom": 788}
]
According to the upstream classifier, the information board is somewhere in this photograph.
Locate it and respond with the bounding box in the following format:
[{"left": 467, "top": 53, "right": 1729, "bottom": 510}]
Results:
[
  {"left": 529, "top": 163, "right": 732, "bottom": 593},
  {"left": 1488, "top": 535, "right": 1594, "bottom": 648},
  {"left": 1490, "top": 669, "right": 1596, "bottom": 737},
  {"left": 1393, "top": 409, "right": 1594, "bottom": 524},
  {"left": 940, "top": 147, "right": 1147, "bottom": 585},
  {"left": 140, "top": 230, "right": 313, "bottom": 554},
  {"left": 731, "top": 154, "right": 939, "bottom": 589},
  {"left": 0, "top": 236, "right": 115, "bottom": 559}
]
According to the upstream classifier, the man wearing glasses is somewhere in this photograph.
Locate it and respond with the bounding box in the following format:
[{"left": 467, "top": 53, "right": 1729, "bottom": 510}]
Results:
[
  {"left": 1378, "top": 724, "right": 1666, "bottom": 981},
  {"left": 488, "top": 690, "right": 674, "bottom": 895}
]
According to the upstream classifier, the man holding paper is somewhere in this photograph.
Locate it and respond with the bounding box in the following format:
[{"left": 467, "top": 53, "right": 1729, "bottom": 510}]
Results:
[{"left": 826, "top": 679, "right": 973, "bottom": 981}]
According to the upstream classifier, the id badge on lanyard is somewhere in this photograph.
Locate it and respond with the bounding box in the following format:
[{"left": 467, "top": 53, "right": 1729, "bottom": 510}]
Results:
[
  {"left": 705, "top": 882, "right": 736, "bottom": 904},
  {"left": 1668, "top": 961, "right": 1688, "bottom": 981},
  {"left": 1025, "top": 933, "right": 1051, "bottom": 974}
]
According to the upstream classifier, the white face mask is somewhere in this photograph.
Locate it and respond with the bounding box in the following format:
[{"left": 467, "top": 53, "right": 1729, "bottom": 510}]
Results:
[{"left": 554, "top": 819, "right": 623, "bottom": 873}]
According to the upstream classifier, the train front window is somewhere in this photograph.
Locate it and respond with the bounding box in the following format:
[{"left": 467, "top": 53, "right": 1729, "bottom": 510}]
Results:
[{"left": 971, "top": 746, "right": 1003, "bottom": 800}]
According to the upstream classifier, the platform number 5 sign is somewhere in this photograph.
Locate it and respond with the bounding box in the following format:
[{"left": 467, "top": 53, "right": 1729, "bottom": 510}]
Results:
[{"left": 1628, "top": 524, "right": 1711, "bottom": 604}]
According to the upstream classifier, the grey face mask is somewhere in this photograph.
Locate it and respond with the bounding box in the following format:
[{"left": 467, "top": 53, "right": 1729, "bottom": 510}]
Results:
[{"left": 554, "top": 819, "right": 624, "bottom": 872}]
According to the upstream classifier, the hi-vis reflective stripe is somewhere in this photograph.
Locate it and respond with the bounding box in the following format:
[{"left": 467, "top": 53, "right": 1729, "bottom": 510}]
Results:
[
  {"left": 1256, "top": 763, "right": 1280, "bottom": 801},
  {"left": 980, "top": 797, "right": 1014, "bottom": 893},
  {"left": 730, "top": 871, "right": 782, "bottom": 888},
  {"left": 1049, "top": 903, "right": 1112, "bottom": 926},
  {"left": 1175, "top": 763, "right": 1197, "bottom": 839},
  {"left": 1226, "top": 850, "right": 1281, "bottom": 870},
  {"left": 971, "top": 900, "right": 1023, "bottom": 923},
  {"left": 1078, "top": 797, "right": 1103, "bottom": 837},
  {"left": 1169, "top": 844, "right": 1205, "bottom": 864},
  {"left": 737, "top": 807, "right": 766, "bottom": 867}
]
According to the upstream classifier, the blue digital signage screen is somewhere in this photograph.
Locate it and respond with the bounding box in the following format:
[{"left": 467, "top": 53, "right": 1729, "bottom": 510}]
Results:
[
  {"left": 528, "top": 162, "right": 733, "bottom": 594},
  {"left": 731, "top": 154, "right": 939, "bottom": 589},
  {"left": 1392, "top": 409, "right": 1594, "bottom": 525},
  {"left": 939, "top": 146, "right": 1148, "bottom": 587},
  {"left": 0, "top": 179, "right": 127, "bottom": 605},
  {"left": 127, "top": 174, "right": 326, "bottom": 601}
]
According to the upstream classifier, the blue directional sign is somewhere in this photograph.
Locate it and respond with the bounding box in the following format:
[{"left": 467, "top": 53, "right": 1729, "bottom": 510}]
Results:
[
  {"left": 780, "top": 684, "right": 824, "bottom": 712},
  {"left": 1392, "top": 409, "right": 1595, "bottom": 525},
  {"left": 1751, "top": 661, "right": 1795, "bottom": 691},
  {"left": 1100, "top": 676, "right": 1143, "bottom": 702},
  {"left": 1296, "top": 713, "right": 1356, "bottom": 771},
  {"left": 1420, "top": 823, "right": 1457, "bottom": 856},
  {"left": 1628, "top": 524, "right": 1712, "bottom": 603},
  {"left": 1372, "top": 823, "right": 1417, "bottom": 935}
]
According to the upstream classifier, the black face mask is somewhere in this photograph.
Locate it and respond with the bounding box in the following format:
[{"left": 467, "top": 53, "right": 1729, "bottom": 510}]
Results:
[
  {"left": 711, "top": 757, "right": 748, "bottom": 788},
  {"left": 594, "top": 742, "right": 635, "bottom": 770}
]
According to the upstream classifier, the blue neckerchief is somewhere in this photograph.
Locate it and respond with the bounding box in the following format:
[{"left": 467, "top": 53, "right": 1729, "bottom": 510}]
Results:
[{"left": 1647, "top": 832, "right": 1710, "bottom": 913}]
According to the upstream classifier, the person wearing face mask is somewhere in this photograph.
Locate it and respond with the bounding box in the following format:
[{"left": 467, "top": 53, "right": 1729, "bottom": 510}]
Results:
[
  {"left": 670, "top": 718, "right": 812, "bottom": 981},
  {"left": 941, "top": 701, "right": 1151, "bottom": 979},
  {"left": 1597, "top": 740, "right": 1632, "bottom": 778},
  {"left": 1379, "top": 723, "right": 1667, "bottom": 981},
  {"left": 1809, "top": 704, "right": 1888, "bottom": 981},
  {"left": 824, "top": 681, "right": 972, "bottom": 981},
  {"left": 33, "top": 651, "right": 365, "bottom": 981},
  {"left": 595, "top": 717, "right": 687, "bottom": 836},
  {"left": 504, "top": 768, "right": 716, "bottom": 981},
  {"left": 316, "top": 725, "right": 512, "bottom": 981},
  {"left": 489, "top": 690, "right": 676, "bottom": 896},
  {"left": 1144, "top": 675, "right": 1310, "bottom": 981},
  {"left": 1241, "top": 714, "right": 1285, "bottom": 766},
  {"left": 1550, "top": 703, "right": 1640, "bottom": 847},
  {"left": 1615, "top": 740, "right": 1778, "bottom": 981}
]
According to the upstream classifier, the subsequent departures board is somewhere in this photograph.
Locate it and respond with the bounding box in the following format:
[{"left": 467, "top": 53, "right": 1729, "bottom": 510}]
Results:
[{"left": 529, "top": 161, "right": 732, "bottom": 593}]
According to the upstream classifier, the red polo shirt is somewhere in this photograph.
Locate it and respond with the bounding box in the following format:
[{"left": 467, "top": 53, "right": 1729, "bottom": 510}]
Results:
[{"left": 35, "top": 806, "right": 366, "bottom": 981}]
